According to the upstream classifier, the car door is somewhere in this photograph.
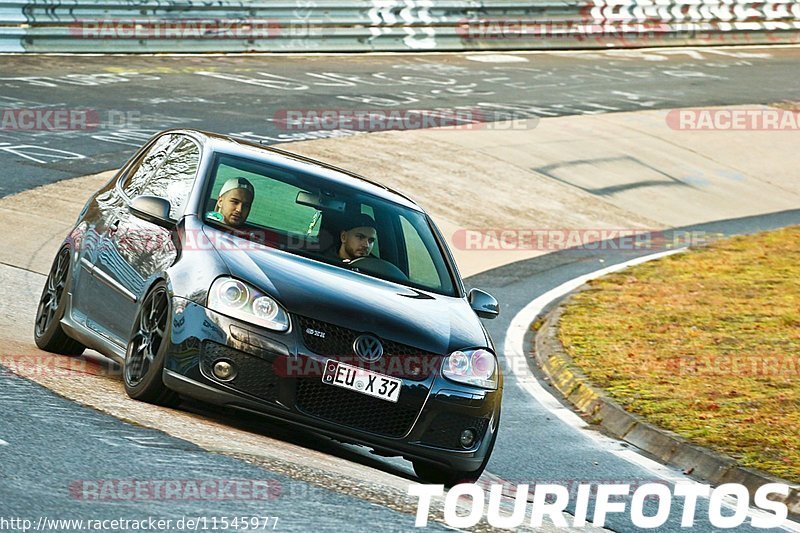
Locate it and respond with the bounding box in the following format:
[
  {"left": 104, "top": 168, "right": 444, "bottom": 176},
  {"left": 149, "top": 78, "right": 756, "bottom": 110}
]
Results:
[
  {"left": 91, "top": 134, "right": 200, "bottom": 341},
  {"left": 73, "top": 133, "right": 176, "bottom": 343}
]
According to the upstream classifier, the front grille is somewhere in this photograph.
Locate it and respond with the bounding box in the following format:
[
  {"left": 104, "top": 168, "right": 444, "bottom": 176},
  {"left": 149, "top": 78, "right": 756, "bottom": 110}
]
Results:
[
  {"left": 200, "top": 341, "right": 279, "bottom": 403},
  {"left": 296, "top": 315, "right": 439, "bottom": 380},
  {"left": 421, "top": 413, "right": 490, "bottom": 449},
  {"left": 295, "top": 379, "right": 424, "bottom": 438}
]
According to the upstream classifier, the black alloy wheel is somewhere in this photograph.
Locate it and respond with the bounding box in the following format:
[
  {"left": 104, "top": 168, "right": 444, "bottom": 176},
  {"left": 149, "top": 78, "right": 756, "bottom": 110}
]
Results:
[
  {"left": 123, "top": 283, "right": 178, "bottom": 406},
  {"left": 34, "top": 246, "right": 85, "bottom": 355}
]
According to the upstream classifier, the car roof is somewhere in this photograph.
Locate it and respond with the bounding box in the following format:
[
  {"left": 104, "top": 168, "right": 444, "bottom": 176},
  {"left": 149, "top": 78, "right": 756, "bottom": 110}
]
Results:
[{"left": 174, "top": 129, "right": 424, "bottom": 212}]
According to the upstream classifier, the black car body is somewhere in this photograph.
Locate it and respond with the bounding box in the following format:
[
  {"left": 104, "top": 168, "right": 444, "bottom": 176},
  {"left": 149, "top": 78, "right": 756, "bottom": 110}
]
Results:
[{"left": 34, "top": 129, "right": 502, "bottom": 484}]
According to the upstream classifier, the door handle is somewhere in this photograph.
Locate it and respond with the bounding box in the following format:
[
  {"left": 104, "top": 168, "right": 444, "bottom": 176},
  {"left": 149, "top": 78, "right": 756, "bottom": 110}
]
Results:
[{"left": 108, "top": 219, "right": 120, "bottom": 236}]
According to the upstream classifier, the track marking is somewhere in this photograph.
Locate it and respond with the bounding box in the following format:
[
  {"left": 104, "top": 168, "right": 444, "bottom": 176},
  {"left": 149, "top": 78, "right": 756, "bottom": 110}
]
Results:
[
  {"left": 464, "top": 54, "right": 529, "bottom": 63},
  {"left": 505, "top": 249, "right": 683, "bottom": 431},
  {"left": 503, "top": 248, "right": 800, "bottom": 532}
]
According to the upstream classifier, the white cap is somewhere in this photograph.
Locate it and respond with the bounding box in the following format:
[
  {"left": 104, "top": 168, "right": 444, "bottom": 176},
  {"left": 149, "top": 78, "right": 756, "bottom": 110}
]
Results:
[{"left": 219, "top": 177, "right": 254, "bottom": 198}]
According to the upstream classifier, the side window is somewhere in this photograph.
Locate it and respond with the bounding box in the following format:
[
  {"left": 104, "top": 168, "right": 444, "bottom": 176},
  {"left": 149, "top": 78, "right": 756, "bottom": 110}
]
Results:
[
  {"left": 121, "top": 135, "right": 176, "bottom": 198},
  {"left": 142, "top": 138, "right": 200, "bottom": 219},
  {"left": 399, "top": 215, "right": 440, "bottom": 289}
]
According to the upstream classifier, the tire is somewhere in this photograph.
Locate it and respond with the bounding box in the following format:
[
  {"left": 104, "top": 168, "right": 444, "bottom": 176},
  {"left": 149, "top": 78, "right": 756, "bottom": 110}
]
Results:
[
  {"left": 34, "top": 246, "right": 85, "bottom": 356},
  {"left": 413, "top": 414, "right": 499, "bottom": 486},
  {"left": 123, "top": 282, "right": 178, "bottom": 407},
  {"left": 413, "top": 459, "right": 487, "bottom": 487}
]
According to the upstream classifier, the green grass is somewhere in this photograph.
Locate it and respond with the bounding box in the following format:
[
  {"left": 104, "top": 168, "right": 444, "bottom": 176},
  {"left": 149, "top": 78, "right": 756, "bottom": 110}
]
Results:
[{"left": 559, "top": 226, "right": 800, "bottom": 482}]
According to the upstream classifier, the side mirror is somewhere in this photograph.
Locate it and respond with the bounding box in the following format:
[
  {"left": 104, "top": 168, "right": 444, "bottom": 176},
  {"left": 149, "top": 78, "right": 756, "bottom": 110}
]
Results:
[
  {"left": 468, "top": 288, "right": 499, "bottom": 319},
  {"left": 129, "top": 195, "right": 175, "bottom": 229}
]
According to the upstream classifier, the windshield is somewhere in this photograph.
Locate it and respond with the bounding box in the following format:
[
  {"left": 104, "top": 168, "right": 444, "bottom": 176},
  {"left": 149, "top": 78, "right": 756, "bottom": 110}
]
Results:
[{"left": 202, "top": 153, "right": 458, "bottom": 296}]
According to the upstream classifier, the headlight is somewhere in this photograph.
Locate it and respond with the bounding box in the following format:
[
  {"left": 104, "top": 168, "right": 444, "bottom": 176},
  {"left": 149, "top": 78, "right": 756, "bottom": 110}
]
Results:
[
  {"left": 442, "top": 348, "right": 498, "bottom": 389},
  {"left": 208, "top": 277, "right": 290, "bottom": 332},
  {"left": 218, "top": 279, "right": 249, "bottom": 309}
]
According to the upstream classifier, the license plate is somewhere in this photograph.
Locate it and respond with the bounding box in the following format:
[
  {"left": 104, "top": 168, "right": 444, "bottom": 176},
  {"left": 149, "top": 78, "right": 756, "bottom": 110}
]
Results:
[{"left": 322, "top": 360, "right": 401, "bottom": 403}]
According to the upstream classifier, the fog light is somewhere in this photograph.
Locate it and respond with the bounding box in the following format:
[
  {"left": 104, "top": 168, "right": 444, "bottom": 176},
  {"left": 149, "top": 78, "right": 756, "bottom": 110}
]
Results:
[
  {"left": 213, "top": 360, "right": 236, "bottom": 381},
  {"left": 459, "top": 428, "right": 477, "bottom": 449}
]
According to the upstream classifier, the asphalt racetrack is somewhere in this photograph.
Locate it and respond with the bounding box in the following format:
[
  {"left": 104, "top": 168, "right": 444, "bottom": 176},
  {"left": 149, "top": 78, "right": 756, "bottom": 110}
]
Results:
[
  {"left": 1, "top": 47, "right": 800, "bottom": 532},
  {"left": 2, "top": 47, "right": 800, "bottom": 196}
]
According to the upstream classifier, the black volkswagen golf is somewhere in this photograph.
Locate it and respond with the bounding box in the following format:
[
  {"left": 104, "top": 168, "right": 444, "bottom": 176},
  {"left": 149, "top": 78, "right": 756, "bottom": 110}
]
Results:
[{"left": 34, "top": 129, "right": 502, "bottom": 484}]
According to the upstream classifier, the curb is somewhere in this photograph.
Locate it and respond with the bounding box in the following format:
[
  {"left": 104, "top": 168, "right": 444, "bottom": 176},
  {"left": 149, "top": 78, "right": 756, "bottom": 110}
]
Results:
[{"left": 533, "top": 297, "right": 800, "bottom": 520}]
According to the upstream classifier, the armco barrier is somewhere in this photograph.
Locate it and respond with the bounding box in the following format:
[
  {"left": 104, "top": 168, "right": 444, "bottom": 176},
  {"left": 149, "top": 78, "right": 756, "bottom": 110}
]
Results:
[{"left": 0, "top": 0, "right": 798, "bottom": 53}]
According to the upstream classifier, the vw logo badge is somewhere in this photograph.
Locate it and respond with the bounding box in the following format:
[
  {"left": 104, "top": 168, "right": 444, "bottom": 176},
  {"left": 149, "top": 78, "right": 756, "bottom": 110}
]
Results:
[{"left": 353, "top": 334, "right": 384, "bottom": 363}]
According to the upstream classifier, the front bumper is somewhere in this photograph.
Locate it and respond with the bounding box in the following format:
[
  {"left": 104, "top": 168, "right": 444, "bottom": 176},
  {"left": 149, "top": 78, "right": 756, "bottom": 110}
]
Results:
[{"left": 164, "top": 297, "right": 502, "bottom": 472}]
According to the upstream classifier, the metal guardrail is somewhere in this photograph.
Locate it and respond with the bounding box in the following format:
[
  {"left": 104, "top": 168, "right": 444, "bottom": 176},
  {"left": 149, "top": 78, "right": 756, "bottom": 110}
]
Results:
[{"left": 0, "top": 0, "right": 799, "bottom": 53}]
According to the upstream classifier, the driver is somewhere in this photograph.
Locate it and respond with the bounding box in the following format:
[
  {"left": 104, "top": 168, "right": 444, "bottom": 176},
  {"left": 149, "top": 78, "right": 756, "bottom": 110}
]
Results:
[
  {"left": 208, "top": 177, "right": 255, "bottom": 227},
  {"left": 334, "top": 214, "right": 377, "bottom": 262}
]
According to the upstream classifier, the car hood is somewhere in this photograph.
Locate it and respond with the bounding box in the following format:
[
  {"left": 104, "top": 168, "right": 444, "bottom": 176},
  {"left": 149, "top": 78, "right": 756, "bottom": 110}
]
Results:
[{"left": 204, "top": 227, "right": 487, "bottom": 354}]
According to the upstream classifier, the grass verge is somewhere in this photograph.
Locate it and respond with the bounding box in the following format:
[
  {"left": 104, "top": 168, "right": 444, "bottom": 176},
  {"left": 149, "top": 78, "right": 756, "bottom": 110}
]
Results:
[{"left": 559, "top": 226, "right": 800, "bottom": 482}]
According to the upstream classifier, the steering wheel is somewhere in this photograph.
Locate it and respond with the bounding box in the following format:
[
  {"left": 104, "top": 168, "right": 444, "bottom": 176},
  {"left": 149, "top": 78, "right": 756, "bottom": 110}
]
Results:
[{"left": 347, "top": 256, "right": 409, "bottom": 282}]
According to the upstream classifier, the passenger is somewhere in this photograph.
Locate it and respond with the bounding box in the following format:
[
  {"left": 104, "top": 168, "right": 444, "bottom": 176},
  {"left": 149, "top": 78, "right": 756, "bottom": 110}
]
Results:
[
  {"left": 208, "top": 177, "right": 255, "bottom": 227},
  {"left": 332, "top": 214, "right": 377, "bottom": 262}
]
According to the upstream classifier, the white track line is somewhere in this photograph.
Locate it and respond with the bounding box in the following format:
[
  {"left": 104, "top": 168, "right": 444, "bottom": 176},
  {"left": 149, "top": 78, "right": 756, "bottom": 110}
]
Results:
[
  {"left": 503, "top": 248, "right": 800, "bottom": 532},
  {"left": 505, "top": 249, "right": 683, "bottom": 431}
]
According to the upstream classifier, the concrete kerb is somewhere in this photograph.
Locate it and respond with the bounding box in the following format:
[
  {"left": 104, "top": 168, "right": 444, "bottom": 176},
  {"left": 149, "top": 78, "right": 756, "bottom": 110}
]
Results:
[{"left": 533, "top": 294, "right": 800, "bottom": 519}]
